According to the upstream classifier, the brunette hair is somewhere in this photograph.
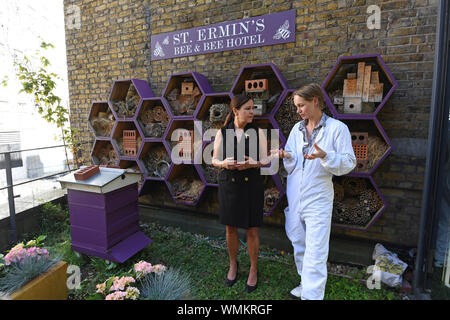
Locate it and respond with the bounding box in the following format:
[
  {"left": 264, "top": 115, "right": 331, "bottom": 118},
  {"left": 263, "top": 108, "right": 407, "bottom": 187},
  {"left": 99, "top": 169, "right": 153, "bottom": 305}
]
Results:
[
  {"left": 223, "top": 94, "right": 252, "bottom": 126},
  {"left": 293, "top": 83, "right": 325, "bottom": 110}
]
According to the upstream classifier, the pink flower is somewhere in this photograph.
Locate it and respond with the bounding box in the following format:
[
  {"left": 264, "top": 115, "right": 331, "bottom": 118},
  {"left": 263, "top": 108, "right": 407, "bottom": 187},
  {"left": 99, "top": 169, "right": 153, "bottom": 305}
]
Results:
[
  {"left": 105, "top": 291, "right": 127, "bottom": 300},
  {"left": 152, "top": 264, "right": 167, "bottom": 275},
  {"left": 134, "top": 261, "right": 153, "bottom": 278},
  {"left": 110, "top": 276, "right": 135, "bottom": 292},
  {"left": 4, "top": 245, "right": 50, "bottom": 265}
]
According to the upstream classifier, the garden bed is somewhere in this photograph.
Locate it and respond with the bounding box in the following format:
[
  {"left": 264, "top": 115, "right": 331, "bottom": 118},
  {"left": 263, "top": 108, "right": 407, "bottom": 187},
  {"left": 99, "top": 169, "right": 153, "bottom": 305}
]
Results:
[{"left": 5, "top": 202, "right": 406, "bottom": 300}]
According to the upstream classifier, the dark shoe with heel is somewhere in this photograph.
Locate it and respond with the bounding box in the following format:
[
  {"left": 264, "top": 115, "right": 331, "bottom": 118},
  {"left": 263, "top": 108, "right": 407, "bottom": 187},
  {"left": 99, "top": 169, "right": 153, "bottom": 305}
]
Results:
[
  {"left": 225, "top": 261, "right": 239, "bottom": 287},
  {"left": 245, "top": 282, "right": 258, "bottom": 293},
  {"left": 245, "top": 271, "right": 258, "bottom": 293}
]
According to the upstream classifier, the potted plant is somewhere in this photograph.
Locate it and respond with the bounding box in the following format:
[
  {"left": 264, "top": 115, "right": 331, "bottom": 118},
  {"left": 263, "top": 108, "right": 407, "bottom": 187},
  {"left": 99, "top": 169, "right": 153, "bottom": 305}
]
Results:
[{"left": 0, "top": 236, "right": 67, "bottom": 300}]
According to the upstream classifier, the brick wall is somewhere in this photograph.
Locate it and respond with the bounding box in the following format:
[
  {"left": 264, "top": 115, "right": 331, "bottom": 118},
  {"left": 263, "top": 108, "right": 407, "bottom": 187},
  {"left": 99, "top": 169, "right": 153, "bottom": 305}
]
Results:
[{"left": 64, "top": 0, "right": 438, "bottom": 247}]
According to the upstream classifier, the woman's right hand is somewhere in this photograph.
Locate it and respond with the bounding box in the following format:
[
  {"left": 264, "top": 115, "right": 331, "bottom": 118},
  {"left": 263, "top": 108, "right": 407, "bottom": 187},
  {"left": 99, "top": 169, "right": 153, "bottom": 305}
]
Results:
[{"left": 222, "top": 157, "right": 238, "bottom": 170}]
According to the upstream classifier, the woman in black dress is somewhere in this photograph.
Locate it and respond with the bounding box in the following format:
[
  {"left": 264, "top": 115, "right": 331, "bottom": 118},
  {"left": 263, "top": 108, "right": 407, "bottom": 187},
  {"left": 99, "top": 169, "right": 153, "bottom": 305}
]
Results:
[{"left": 212, "top": 94, "right": 270, "bottom": 293}]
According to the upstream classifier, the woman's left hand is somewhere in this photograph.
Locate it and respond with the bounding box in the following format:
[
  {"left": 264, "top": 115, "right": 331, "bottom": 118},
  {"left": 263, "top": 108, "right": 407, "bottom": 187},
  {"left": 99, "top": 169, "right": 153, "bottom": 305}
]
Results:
[
  {"left": 236, "top": 156, "right": 258, "bottom": 170},
  {"left": 304, "top": 143, "right": 327, "bottom": 160}
]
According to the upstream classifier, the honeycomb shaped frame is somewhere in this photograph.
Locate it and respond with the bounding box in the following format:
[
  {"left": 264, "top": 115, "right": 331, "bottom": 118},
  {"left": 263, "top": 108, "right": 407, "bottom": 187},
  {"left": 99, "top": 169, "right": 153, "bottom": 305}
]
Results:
[
  {"left": 162, "top": 72, "right": 213, "bottom": 119},
  {"left": 195, "top": 141, "right": 219, "bottom": 187},
  {"left": 341, "top": 118, "right": 392, "bottom": 176},
  {"left": 194, "top": 92, "right": 232, "bottom": 142},
  {"left": 230, "top": 63, "right": 289, "bottom": 117},
  {"left": 137, "top": 141, "right": 172, "bottom": 180},
  {"left": 273, "top": 89, "right": 336, "bottom": 144},
  {"left": 164, "top": 118, "right": 202, "bottom": 165},
  {"left": 88, "top": 101, "right": 116, "bottom": 138},
  {"left": 322, "top": 54, "right": 397, "bottom": 119},
  {"left": 165, "top": 163, "right": 206, "bottom": 206},
  {"left": 332, "top": 175, "right": 387, "bottom": 231},
  {"left": 111, "top": 120, "right": 143, "bottom": 160},
  {"left": 91, "top": 139, "right": 119, "bottom": 166},
  {"left": 136, "top": 97, "right": 172, "bottom": 140},
  {"left": 108, "top": 79, "right": 154, "bottom": 120}
]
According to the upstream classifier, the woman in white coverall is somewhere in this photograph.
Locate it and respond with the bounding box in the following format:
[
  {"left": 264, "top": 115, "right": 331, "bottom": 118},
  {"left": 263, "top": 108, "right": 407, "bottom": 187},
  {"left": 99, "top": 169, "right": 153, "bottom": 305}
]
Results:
[{"left": 275, "top": 83, "right": 356, "bottom": 300}]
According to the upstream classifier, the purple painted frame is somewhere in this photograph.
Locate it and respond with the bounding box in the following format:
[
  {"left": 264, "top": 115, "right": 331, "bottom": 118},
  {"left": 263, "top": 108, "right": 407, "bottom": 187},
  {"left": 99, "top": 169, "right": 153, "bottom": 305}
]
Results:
[
  {"left": 108, "top": 79, "right": 154, "bottom": 121},
  {"left": 332, "top": 175, "right": 387, "bottom": 231},
  {"left": 162, "top": 72, "right": 214, "bottom": 119},
  {"left": 321, "top": 54, "right": 398, "bottom": 119},
  {"left": 88, "top": 101, "right": 116, "bottom": 139},
  {"left": 135, "top": 97, "right": 172, "bottom": 141}
]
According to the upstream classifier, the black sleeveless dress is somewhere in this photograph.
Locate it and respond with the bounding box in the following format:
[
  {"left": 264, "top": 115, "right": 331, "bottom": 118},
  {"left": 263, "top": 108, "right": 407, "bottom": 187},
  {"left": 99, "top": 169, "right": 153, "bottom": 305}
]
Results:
[{"left": 218, "top": 121, "right": 264, "bottom": 229}]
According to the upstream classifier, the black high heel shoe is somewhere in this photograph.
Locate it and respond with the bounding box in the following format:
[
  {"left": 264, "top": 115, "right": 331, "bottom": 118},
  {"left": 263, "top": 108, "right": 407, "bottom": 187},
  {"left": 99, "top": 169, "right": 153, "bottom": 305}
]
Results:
[
  {"left": 225, "top": 261, "right": 239, "bottom": 287},
  {"left": 245, "top": 272, "right": 258, "bottom": 293},
  {"left": 245, "top": 282, "right": 258, "bottom": 293}
]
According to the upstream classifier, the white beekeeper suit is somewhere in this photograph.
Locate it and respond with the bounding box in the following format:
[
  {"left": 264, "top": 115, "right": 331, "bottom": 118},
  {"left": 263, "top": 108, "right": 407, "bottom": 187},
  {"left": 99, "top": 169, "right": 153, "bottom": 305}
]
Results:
[{"left": 283, "top": 114, "right": 356, "bottom": 300}]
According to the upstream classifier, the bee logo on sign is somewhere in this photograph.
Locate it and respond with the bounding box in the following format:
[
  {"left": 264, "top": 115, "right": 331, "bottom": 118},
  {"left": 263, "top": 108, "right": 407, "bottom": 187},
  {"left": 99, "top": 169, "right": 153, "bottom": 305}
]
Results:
[
  {"left": 273, "top": 20, "right": 290, "bottom": 40},
  {"left": 154, "top": 41, "right": 165, "bottom": 58}
]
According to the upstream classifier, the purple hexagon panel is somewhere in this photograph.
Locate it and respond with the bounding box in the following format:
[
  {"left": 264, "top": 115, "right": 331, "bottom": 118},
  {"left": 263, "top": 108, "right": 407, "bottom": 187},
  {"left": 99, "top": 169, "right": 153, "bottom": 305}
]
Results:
[
  {"left": 322, "top": 54, "right": 397, "bottom": 119},
  {"left": 163, "top": 72, "right": 213, "bottom": 118},
  {"left": 108, "top": 79, "right": 154, "bottom": 120}
]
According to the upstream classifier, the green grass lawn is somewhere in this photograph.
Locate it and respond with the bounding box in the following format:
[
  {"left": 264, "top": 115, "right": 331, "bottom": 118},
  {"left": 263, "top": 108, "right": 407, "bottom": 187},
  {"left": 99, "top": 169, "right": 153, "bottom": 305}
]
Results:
[{"left": 27, "top": 202, "right": 402, "bottom": 300}]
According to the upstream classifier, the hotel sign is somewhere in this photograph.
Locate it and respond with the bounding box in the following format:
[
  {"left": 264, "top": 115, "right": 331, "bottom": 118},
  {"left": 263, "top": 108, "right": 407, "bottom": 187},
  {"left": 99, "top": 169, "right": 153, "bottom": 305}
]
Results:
[{"left": 151, "top": 9, "right": 296, "bottom": 61}]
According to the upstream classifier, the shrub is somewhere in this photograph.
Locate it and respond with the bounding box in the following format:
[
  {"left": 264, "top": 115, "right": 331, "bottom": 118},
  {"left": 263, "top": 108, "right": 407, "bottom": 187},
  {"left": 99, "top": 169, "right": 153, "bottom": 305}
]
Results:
[{"left": 139, "top": 267, "right": 191, "bottom": 300}]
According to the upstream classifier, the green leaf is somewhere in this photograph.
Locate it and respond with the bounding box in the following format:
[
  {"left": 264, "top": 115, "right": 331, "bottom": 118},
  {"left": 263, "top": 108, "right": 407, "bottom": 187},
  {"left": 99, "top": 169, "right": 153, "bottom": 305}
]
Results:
[{"left": 86, "top": 293, "right": 104, "bottom": 300}]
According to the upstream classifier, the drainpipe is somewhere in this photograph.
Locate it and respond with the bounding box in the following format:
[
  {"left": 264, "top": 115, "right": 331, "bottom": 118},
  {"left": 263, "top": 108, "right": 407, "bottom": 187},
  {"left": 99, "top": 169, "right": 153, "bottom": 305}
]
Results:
[{"left": 413, "top": 0, "right": 450, "bottom": 298}]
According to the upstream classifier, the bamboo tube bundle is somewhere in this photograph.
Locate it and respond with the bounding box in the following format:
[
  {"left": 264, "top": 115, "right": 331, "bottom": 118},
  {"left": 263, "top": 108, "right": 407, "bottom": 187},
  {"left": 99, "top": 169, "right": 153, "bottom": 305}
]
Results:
[
  {"left": 359, "top": 189, "right": 383, "bottom": 213},
  {"left": 343, "top": 197, "right": 359, "bottom": 220},
  {"left": 342, "top": 176, "right": 367, "bottom": 196},
  {"left": 332, "top": 201, "right": 350, "bottom": 224},
  {"left": 353, "top": 204, "right": 372, "bottom": 226},
  {"left": 275, "top": 95, "right": 298, "bottom": 139}
]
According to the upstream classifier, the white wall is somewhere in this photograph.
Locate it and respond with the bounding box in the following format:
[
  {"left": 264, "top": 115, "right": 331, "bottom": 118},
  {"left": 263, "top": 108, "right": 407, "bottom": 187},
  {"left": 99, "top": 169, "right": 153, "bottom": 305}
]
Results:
[{"left": 0, "top": 0, "right": 71, "bottom": 185}]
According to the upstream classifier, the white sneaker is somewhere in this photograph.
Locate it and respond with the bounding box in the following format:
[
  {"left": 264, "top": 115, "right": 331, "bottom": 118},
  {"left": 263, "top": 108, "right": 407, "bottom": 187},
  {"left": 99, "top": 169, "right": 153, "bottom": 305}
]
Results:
[{"left": 290, "top": 284, "right": 302, "bottom": 298}]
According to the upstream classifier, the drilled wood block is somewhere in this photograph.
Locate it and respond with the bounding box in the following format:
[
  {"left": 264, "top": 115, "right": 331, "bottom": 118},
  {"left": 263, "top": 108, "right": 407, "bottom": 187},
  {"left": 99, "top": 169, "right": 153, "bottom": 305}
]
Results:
[
  {"left": 344, "top": 97, "right": 362, "bottom": 113},
  {"left": 356, "top": 62, "right": 365, "bottom": 97},
  {"left": 371, "top": 71, "right": 379, "bottom": 84},
  {"left": 368, "top": 83, "right": 384, "bottom": 102},
  {"left": 343, "top": 79, "right": 357, "bottom": 97},
  {"left": 362, "top": 65, "right": 372, "bottom": 102},
  {"left": 181, "top": 82, "right": 194, "bottom": 95}
]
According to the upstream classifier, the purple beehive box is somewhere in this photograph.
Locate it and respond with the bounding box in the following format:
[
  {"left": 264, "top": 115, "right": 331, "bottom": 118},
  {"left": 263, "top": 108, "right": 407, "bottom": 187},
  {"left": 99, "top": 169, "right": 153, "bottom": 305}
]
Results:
[{"left": 58, "top": 167, "right": 151, "bottom": 263}]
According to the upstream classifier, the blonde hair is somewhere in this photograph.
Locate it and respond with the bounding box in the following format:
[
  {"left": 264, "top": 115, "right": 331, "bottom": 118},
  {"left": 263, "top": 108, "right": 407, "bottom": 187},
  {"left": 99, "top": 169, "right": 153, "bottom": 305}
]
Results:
[{"left": 293, "top": 83, "right": 325, "bottom": 110}]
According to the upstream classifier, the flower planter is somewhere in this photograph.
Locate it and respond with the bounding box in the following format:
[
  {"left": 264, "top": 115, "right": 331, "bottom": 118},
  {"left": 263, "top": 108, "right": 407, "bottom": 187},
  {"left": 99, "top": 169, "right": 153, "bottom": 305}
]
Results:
[{"left": 6, "top": 261, "right": 68, "bottom": 300}]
